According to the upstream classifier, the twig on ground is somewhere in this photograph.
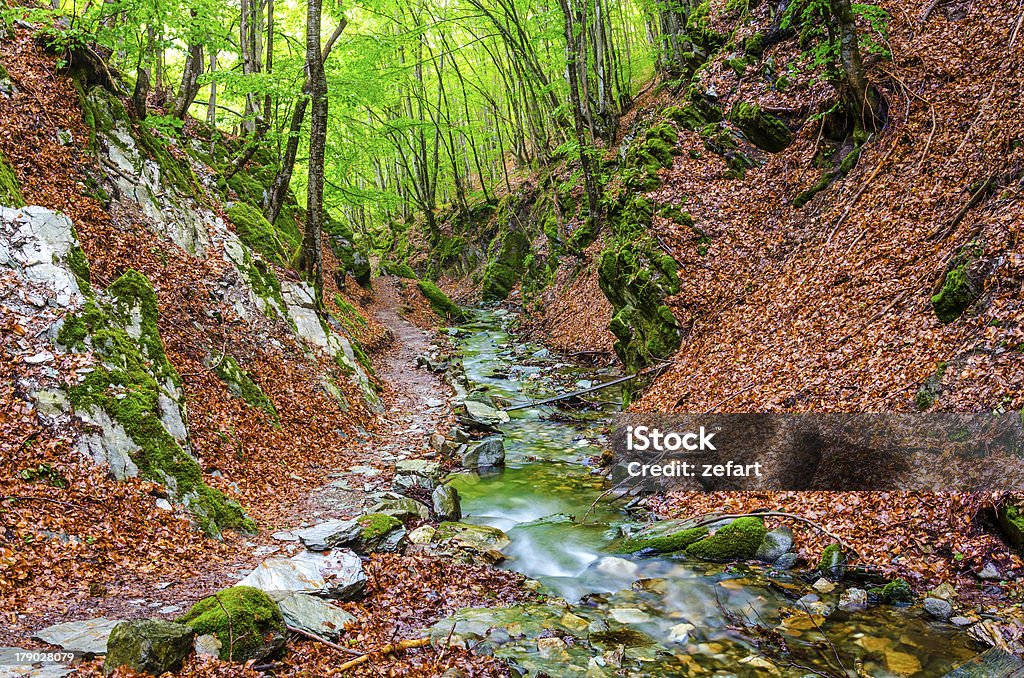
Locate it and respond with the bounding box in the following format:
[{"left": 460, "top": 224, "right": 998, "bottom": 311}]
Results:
[{"left": 337, "top": 638, "right": 431, "bottom": 673}]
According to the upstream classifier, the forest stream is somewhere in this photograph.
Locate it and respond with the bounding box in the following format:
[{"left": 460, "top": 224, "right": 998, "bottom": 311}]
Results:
[{"left": 444, "top": 308, "right": 980, "bottom": 677}]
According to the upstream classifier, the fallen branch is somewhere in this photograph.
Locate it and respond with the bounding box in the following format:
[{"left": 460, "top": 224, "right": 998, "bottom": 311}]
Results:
[
  {"left": 686, "top": 511, "right": 857, "bottom": 555},
  {"left": 337, "top": 638, "right": 430, "bottom": 673},
  {"left": 286, "top": 625, "right": 362, "bottom": 656},
  {"left": 504, "top": 373, "right": 640, "bottom": 411},
  {"left": 930, "top": 173, "right": 997, "bottom": 241}
]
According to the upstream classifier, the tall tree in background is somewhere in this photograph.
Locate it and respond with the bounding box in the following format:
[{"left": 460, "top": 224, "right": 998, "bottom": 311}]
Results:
[
  {"left": 828, "top": 0, "right": 883, "bottom": 130},
  {"left": 556, "top": 0, "right": 600, "bottom": 228}
]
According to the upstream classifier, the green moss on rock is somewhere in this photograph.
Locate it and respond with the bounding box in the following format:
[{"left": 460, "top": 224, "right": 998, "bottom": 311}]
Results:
[
  {"left": 998, "top": 504, "right": 1024, "bottom": 549},
  {"left": 211, "top": 353, "right": 278, "bottom": 424},
  {"left": 728, "top": 102, "right": 792, "bottom": 153},
  {"left": 617, "top": 524, "right": 709, "bottom": 554},
  {"left": 177, "top": 586, "right": 286, "bottom": 662},
  {"left": 481, "top": 228, "right": 530, "bottom": 302},
  {"left": 227, "top": 203, "right": 292, "bottom": 268},
  {"left": 685, "top": 517, "right": 766, "bottom": 561},
  {"left": 0, "top": 150, "right": 24, "bottom": 207},
  {"left": 383, "top": 261, "right": 418, "bottom": 279},
  {"left": 417, "top": 280, "right": 469, "bottom": 322},
  {"left": 931, "top": 261, "right": 981, "bottom": 323},
  {"left": 875, "top": 578, "right": 914, "bottom": 604},
  {"left": 63, "top": 270, "right": 254, "bottom": 536},
  {"left": 358, "top": 512, "right": 402, "bottom": 543}
]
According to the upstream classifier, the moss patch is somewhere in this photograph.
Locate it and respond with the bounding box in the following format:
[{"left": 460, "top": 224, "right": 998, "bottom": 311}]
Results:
[
  {"left": 932, "top": 260, "right": 982, "bottom": 323},
  {"left": 227, "top": 203, "right": 293, "bottom": 268},
  {"left": 617, "top": 524, "right": 709, "bottom": 554},
  {"left": 177, "top": 586, "right": 286, "bottom": 662},
  {"left": 62, "top": 270, "right": 254, "bottom": 536},
  {"left": 685, "top": 517, "right": 766, "bottom": 561},
  {"left": 998, "top": 504, "right": 1024, "bottom": 549},
  {"left": 0, "top": 150, "right": 24, "bottom": 208},
  {"left": 417, "top": 280, "right": 469, "bottom": 323},
  {"left": 728, "top": 102, "right": 792, "bottom": 153},
  {"left": 358, "top": 512, "right": 402, "bottom": 544},
  {"left": 211, "top": 353, "right": 278, "bottom": 424},
  {"left": 871, "top": 578, "right": 913, "bottom": 604},
  {"left": 382, "top": 261, "right": 418, "bottom": 279},
  {"left": 481, "top": 227, "right": 530, "bottom": 302}
]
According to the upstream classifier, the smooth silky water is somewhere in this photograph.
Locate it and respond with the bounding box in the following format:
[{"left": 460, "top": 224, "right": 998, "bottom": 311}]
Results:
[{"left": 448, "top": 309, "right": 979, "bottom": 676}]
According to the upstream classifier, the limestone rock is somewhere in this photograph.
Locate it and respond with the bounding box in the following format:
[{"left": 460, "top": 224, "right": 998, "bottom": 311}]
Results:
[
  {"left": 293, "top": 519, "right": 362, "bottom": 552},
  {"left": 0, "top": 206, "right": 84, "bottom": 309},
  {"left": 238, "top": 550, "right": 367, "bottom": 600},
  {"left": 460, "top": 437, "right": 505, "bottom": 469},
  {"left": 394, "top": 459, "right": 443, "bottom": 493},
  {"left": 268, "top": 592, "right": 355, "bottom": 641},
  {"left": 435, "top": 522, "right": 510, "bottom": 561},
  {"left": 33, "top": 618, "right": 123, "bottom": 655},
  {"left": 755, "top": 526, "right": 793, "bottom": 563},
  {"left": 923, "top": 597, "right": 953, "bottom": 621},
  {"left": 838, "top": 587, "right": 868, "bottom": 612},
  {"left": 432, "top": 484, "right": 462, "bottom": 521}
]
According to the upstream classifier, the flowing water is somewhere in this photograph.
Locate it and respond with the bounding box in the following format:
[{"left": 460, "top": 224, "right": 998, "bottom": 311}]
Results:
[{"left": 446, "top": 309, "right": 980, "bottom": 677}]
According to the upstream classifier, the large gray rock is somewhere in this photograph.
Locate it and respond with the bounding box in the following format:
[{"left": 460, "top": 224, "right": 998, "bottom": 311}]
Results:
[
  {"left": 293, "top": 519, "right": 362, "bottom": 552},
  {"left": 432, "top": 484, "right": 462, "bottom": 521},
  {"left": 755, "top": 527, "right": 793, "bottom": 563},
  {"left": 459, "top": 394, "right": 509, "bottom": 430},
  {"left": 394, "top": 459, "right": 443, "bottom": 493},
  {"left": 238, "top": 549, "right": 367, "bottom": 600},
  {"left": 268, "top": 592, "right": 355, "bottom": 641},
  {"left": 434, "top": 522, "right": 510, "bottom": 561},
  {"left": 923, "top": 596, "right": 953, "bottom": 621},
  {"left": 371, "top": 494, "right": 430, "bottom": 521},
  {"left": 33, "top": 618, "right": 123, "bottom": 655},
  {"left": 838, "top": 587, "right": 868, "bottom": 612},
  {"left": 103, "top": 620, "right": 195, "bottom": 676},
  {"left": 461, "top": 437, "right": 505, "bottom": 469},
  {"left": 0, "top": 206, "right": 84, "bottom": 308}
]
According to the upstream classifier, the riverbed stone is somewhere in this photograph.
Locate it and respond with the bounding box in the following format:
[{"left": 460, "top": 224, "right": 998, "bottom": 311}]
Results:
[
  {"left": 408, "top": 525, "right": 437, "bottom": 544},
  {"left": 435, "top": 521, "right": 510, "bottom": 560},
  {"left": 103, "top": 620, "right": 194, "bottom": 676},
  {"left": 33, "top": 618, "right": 123, "bottom": 655},
  {"left": 685, "top": 517, "right": 766, "bottom": 561},
  {"left": 293, "top": 519, "right": 362, "bottom": 551},
  {"left": 432, "top": 484, "right": 462, "bottom": 520},
  {"left": 923, "top": 596, "right": 953, "bottom": 621},
  {"left": 616, "top": 520, "right": 709, "bottom": 554},
  {"left": 394, "top": 459, "right": 443, "bottom": 492},
  {"left": 755, "top": 526, "right": 793, "bottom": 563},
  {"left": 268, "top": 592, "right": 355, "bottom": 641},
  {"left": 238, "top": 549, "right": 367, "bottom": 600},
  {"left": 460, "top": 437, "right": 505, "bottom": 469},
  {"left": 371, "top": 494, "right": 430, "bottom": 521},
  {"left": 459, "top": 395, "right": 509, "bottom": 431},
  {"left": 838, "top": 587, "right": 868, "bottom": 612}
]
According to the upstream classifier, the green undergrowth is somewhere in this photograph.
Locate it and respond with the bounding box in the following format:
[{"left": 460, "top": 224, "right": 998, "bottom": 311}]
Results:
[
  {"left": 226, "top": 202, "right": 294, "bottom": 268},
  {"left": 0, "top": 150, "right": 24, "bottom": 207}
]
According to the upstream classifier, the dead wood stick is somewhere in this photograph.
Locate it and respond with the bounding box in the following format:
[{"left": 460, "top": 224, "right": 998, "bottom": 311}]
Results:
[
  {"left": 919, "top": 0, "right": 943, "bottom": 25},
  {"left": 504, "top": 373, "right": 639, "bottom": 411},
  {"left": 686, "top": 511, "right": 856, "bottom": 555},
  {"left": 337, "top": 638, "right": 430, "bottom": 673},
  {"left": 931, "top": 173, "right": 996, "bottom": 241},
  {"left": 286, "top": 625, "right": 362, "bottom": 656}
]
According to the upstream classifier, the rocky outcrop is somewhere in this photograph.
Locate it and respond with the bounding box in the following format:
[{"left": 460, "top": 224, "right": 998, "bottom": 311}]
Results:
[
  {"left": 177, "top": 586, "right": 286, "bottom": 663},
  {"left": 238, "top": 550, "right": 367, "bottom": 600}
]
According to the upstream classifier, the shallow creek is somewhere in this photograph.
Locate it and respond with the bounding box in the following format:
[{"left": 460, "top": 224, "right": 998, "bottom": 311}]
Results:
[{"left": 445, "top": 309, "right": 978, "bottom": 677}]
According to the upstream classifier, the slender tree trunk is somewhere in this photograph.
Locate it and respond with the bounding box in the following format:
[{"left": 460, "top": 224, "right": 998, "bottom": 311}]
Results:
[
  {"left": 207, "top": 50, "right": 218, "bottom": 127},
  {"left": 263, "top": 0, "right": 275, "bottom": 131},
  {"left": 300, "top": 0, "right": 328, "bottom": 295},
  {"left": 557, "top": 0, "right": 600, "bottom": 227},
  {"left": 828, "top": 0, "right": 882, "bottom": 129},
  {"left": 172, "top": 32, "right": 204, "bottom": 119}
]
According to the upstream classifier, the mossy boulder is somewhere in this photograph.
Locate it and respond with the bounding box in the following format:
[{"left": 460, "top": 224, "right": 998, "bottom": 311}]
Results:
[
  {"left": 357, "top": 512, "right": 405, "bottom": 552},
  {"left": 617, "top": 521, "right": 709, "bottom": 554},
  {"left": 103, "top": 620, "right": 195, "bottom": 676},
  {"left": 0, "top": 150, "right": 24, "bottom": 208},
  {"left": 998, "top": 504, "right": 1024, "bottom": 549},
  {"left": 177, "top": 586, "right": 286, "bottom": 663},
  {"left": 728, "top": 102, "right": 792, "bottom": 153},
  {"left": 481, "top": 228, "right": 530, "bottom": 302},
  {"left": 914, "top": 362, "right": 947, "bottom": 411},
  {"left": 226, "top": 202, "right": 292, "bottom": 268},
  {"left": 684, "top": 517, "right": 766, "bottom": 561},
  {"left": 382, "top": 261, "right": 417, "bottom": 279},
  {"left": 932, "top": 258, "right": 983, "bottom": 323},
  {"left": 871, "top": 578, "right": 914, "bottom": 605},
  {"left": 417, "top": 280, "right": 469, "bottom": 322},
  {"left": 818, "top": 542, "right": 846, "bottom": 579}
]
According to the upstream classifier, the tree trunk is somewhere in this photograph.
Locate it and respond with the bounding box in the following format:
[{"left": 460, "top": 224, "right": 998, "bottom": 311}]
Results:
[
  {"left": 557, "top": 0, "right": 600, "bottom": 227},
  {"left": 263, "top": 0, "right": 275, "bottom": 130},
  {"left": 132, "top": 65, "right": 150, "bottom": 119},
  {"left": 828, "top": 0, "right": 882, "bottom": 130},
  {"left": 172, "top": 37, "right": 204, "bottom": 120},
  {"left": 207, "top": 50, "right": 218, "bottom": 127},
  {"left": 301, "top": 0, "right": 328, "bottom": 296}
]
